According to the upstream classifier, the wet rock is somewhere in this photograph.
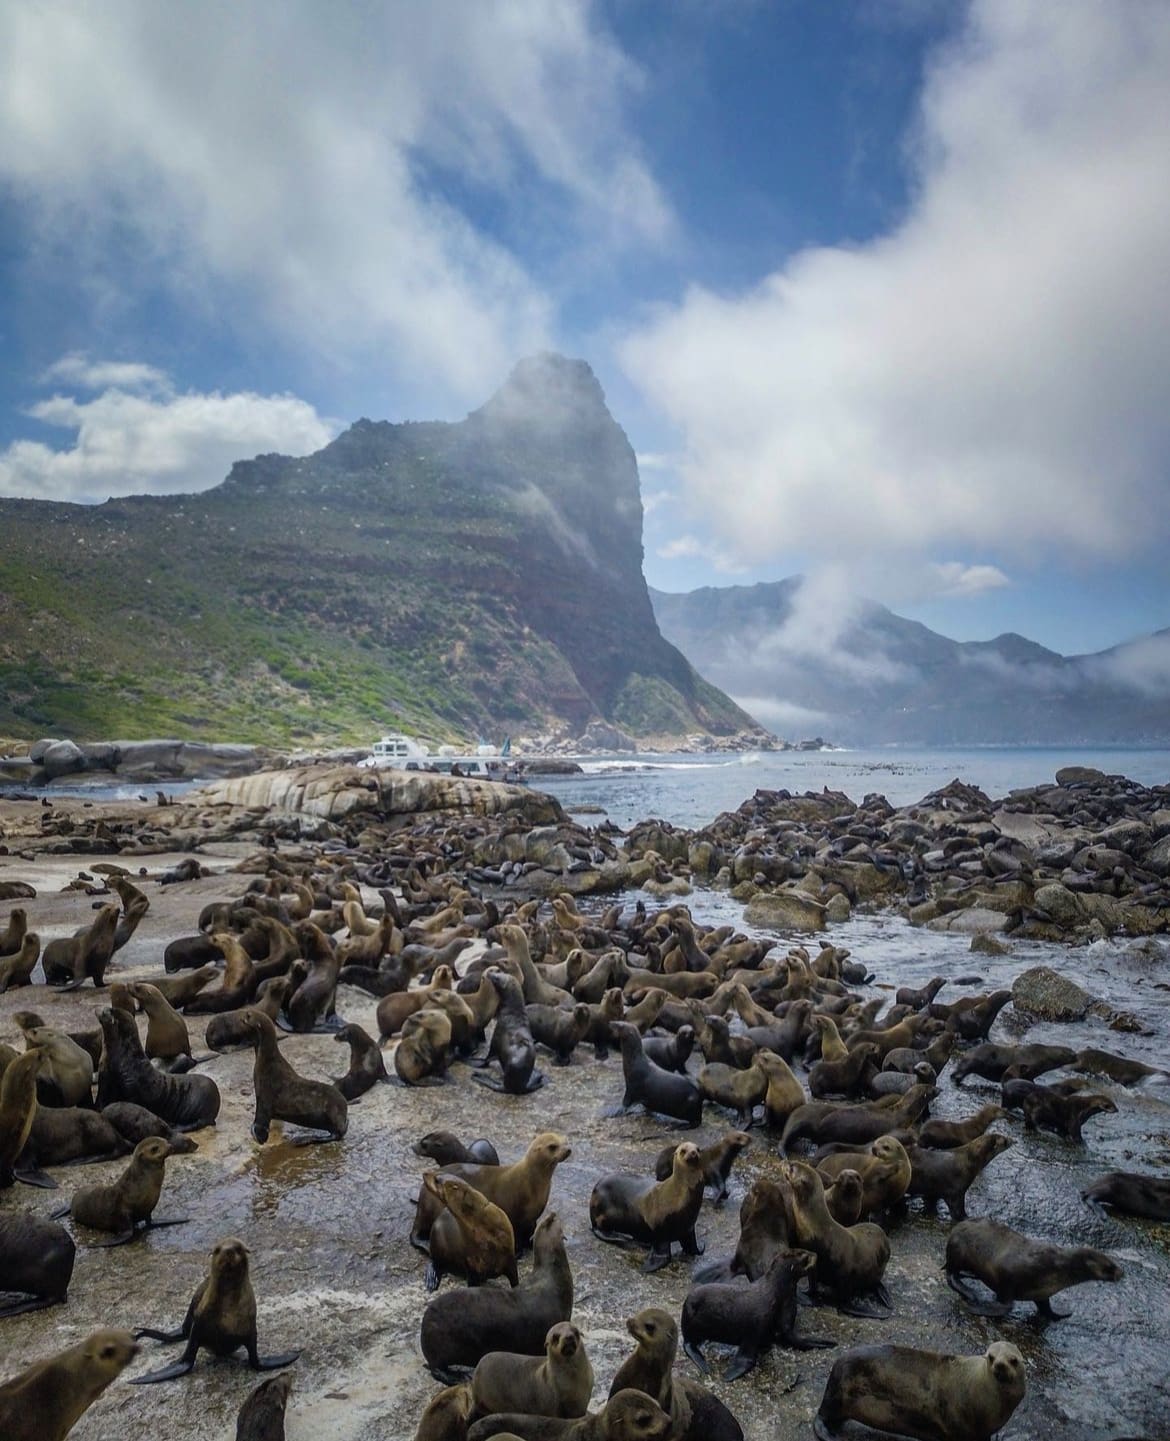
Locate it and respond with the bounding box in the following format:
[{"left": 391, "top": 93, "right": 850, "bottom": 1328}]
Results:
[
  {"left": 743, "top": 889, "right": 826, "bottom": 932},
  {"left": 1056, "top": 765, "right": 1108, "bottom": 786},
  {"left": 41, "top": 738, "right": 85, "bottom": 779},
  {"left": 1033, "top": 882, "right": 1085, "bottom": 928},
  {"left": 688, "top": 840, "right": 719, "bottom": 877},
  {"left": 824, "top": 893, "right": 852, "bottom": 923},
  {"left": 1012, "top": 965, "right": 1096, "bottom": 1021},
  {"left": 970, "top": 933, "right": 1010, "bottom": 957},
  {"left": 927, "top": 906, "right": 1007, "bottom": 935}
]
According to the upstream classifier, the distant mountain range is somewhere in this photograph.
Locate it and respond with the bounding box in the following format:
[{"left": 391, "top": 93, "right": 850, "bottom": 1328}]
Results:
[
  {"left": 0, "top": 354, "right": 758, "bottom": 747},
  {"left": 651, "top": 579, "right": 1170, "bottom": 745}
]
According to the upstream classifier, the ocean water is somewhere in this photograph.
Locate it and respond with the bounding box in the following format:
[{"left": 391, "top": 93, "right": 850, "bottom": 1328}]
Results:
[{"left": 539, "top": 745, "right": 1170, "bottom": 831}]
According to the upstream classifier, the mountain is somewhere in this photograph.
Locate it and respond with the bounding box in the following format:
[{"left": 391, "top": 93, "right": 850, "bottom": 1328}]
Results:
[
  {"left": 0, "top": 355, "right": 758, "bottom": 747},
  {"left": 651, "top": 581, "right": 1170, "bottom": 745}
]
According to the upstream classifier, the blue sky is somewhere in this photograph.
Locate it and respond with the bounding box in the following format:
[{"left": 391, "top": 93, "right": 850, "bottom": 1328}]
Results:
[{"left": 1, "top": 1, "right": 1168, "bottom": 667}]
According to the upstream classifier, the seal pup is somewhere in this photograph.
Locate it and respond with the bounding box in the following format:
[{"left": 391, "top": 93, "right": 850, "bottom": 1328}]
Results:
[
  {"left": 42, "top": 902, "right": 120, "bottom": 990},
  {"left": 681, "top": 1249, "right": 832, "bottom": 1378},
  {"left": 589, "top": 1142, "right": 705, "bottom": 1272},
  {"left": 1082, "top": 1170, "right": 1170, "bottom": 1221},
  {"left": 414, "top": 1131, "right": 500, "bottom": 1166},
  {"left": 609, "top": 1308, "right": 746, "bottom": 1441},
  {"left": 812, "top": 1340, "right": 1026, "bottom": 1441},
  {"left": 240, "top": 1009, "right": 347, "bottom": 1144},
  {"left": 471, "top": 1322, "right": 593, "bottom": 1420},
  {"left": 20, "top": 1103, "right": 129, "bottom": 1168},
  {"left": 396, "top": 1008, "right": 454, "bottom": 1086},
  {"left": 423, "top": 1173, "right": 518, "bottom": 1291},
  {"left": 22, "top": 1026, "right": 94, "bottom": 1107},
  {"left": 0, "top": 1212, "right": 75, "bottom": 1315},
  {"left": 412, "top": 1133, "right": 570, "bottom": 1252},
  {"left": 0, "top": 1049, "right": 47, "bottom": 1188},
  {"left": 133, "top": 1236, "right": 301, "bottom": 1383},
  {"left": 128, "top": 982, "right": 194, "bottom": 1068},
  {"left": 527, "top": 1003, "right": 591, "bottom": 1066},
  {"left": 236, "top": 1371, "right": 294, "bottom": 1441},
  {"left": 611, "top": 1022, "right": 701, "bottom": 1127},
  {"left": 332, "top": 1021, "right": 390, "bottom": 1098},
  {"left": 466, "top": 1390, "right": 670, "bottom": 1441},
  {"left": 420, "top": 1211, "right": 573, "bottom": 1380},
  {"left": 0, "top": 932, "right": 39, "bottom": 992},
  {"left": 904, "top": 1133, "right": 1014, "bottom": 1221},
  {"left": 0, "top": 1329, "right": 139, "bottom": 1441},
  {"left": 945, "top": 1218, "right": 1123, "bottom": 1318},
  {"left": 415, "top": 1382, "right": 474, "bottom": 1441},
  {"left": 55, "top": 1137, "right": 187, "bottom": 1245},
  {"left": 101, "top": 1102, "right": 199, "bottom": 1155}
]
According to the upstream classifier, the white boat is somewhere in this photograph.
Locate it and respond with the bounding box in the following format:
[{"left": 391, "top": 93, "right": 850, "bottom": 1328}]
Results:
[{"left": 358, "top": 732, "right": 525, "bottom": 783}]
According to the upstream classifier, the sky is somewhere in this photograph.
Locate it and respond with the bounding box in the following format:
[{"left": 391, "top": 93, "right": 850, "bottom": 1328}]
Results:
[{"left": 1, "top": 0, "right": 1168, "bottom": 663}]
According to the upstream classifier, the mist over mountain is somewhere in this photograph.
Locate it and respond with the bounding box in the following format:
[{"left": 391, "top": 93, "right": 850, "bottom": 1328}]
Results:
[
  {"left": 651, "top": 580, "right": 1170, "bottom": 746},
  {"left": 0, "top": 354, "right": 757, "bottom": 747}
]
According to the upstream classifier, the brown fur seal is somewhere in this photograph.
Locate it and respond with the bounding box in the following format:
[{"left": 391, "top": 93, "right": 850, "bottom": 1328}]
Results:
[
  {"left": 809, "top": 1041, "right": 880, "bottom": 1101},
  {"left": 527, "top": 1002, "right": 591, "bottom": 1066},
  {"left": 240, "top": 1009, "right": 347, "bottom": 1143},
  {"left": 23, "top": 1025, "right": 94, "bottom": 1107},
  {"left": 945, "top": 1218, "right": 1122, "bottom": 1318},
  {"left": 0, "top": 1328, "right": 139, "bottom": 1441},
  {"left": 953, "top": 1042, "right": 1076, "bottom": 1085},
  {"left": 0, "top": 1049, "right": 41, "bottom": 1188},
  {"left": 589, "top": 1141, "right": 705, "bottom": 1272},
  {"left": 42, "top": 902, "right": 120, "bottom": 990},
  {"left": 415, "top": 1382, "right": 474, "bottom": 1441},
  {"left": 21, "top": 1103, "right": 129, "bottom": 1167},
  {"left": 813, "top": 1340, "right": 1025, "bottom": 1441},
  {"left": 682, "top": 1249, "right": 831, "bottom": 1378},
  {"left": 608, "top": 1308, "right": 745, "bottom": 1441},
  {"left": 236, "top": 1371, "right": 294, "bottom": 1441},
  {"left": 466, "top": 1390, "right": 670, "bottom": 1441},
  {"left": 423, "top": 1172, "right": 518, "bottom": 1291},
  {"left": 59, "top": 1136, "right": 186, "bottom": 1245},
  {"left": 917, "top": 1104, "right": 1006, "bottom": 1149},
  {"left": 697, "top": 1059, "right": 766, "bottom": 1126},
  {"left": 331, "top": 1021, "right": 389, "bottom": 1098},
  {"left": 96, "top": 1007, "right": 220, "bottom": 1130},
  {"left": 472, "top": 1322, "right": 593, "bottom": 1420},
  {"left": 1073, "top": 1047, "right": 1169, "bottom": 1086},
  {"left": 0, "top": 1212, "right": 76, "bottom": 1315},
  {"left": 0, "top": 932, "right": 39, "bottom": 992},
  {"left": 780, "top": 1083, "right": 935, "bottom": 1153},
  {"left": 102, "top": 1101, "right": 198, "bottom": 1154},
  {"left": 413, "top": 1132, "right": 570, "bottom": 1251},
  {"left": 376, "top": 965, "right": 455, "bottom": 1037},
  {"left": 905, "top": 1133, "right": 1014, "bottom": 1220},
  {"left": 282, "top": 924, "right": 341, "bottom": 1033},
  {"left": 148, "top": 964, "right": 221, "bottom": 1008},
  {"left": 133, "top": 1236, "right": 301, "bottom": 1383},
  {"left": 183, "top": 931, "right": 258, "bottom": 1014},
  {"left": 757, "top": 1049, "right": 808, "bottom": 1127},
  {"left": 474, "top": 970, "right": 543, "bottom": 1095},
  {"left": 779, "top": 1159, "right": 890, "bottom": 1316},
  {"left": 206, "top": 977, "right": 293, "bottom": 1051},
  {"left": 1082, "top": 1169, "right": 1170, "bottom": 1220},
  {"left": 654, "top": 1130, "right": 750, "bottom": 1203},
  {"left": 421, "top": 1211, "right": 573, "bottom": 1380},
  {"left": 0, "top": 905, "right": 28, "bottom": 955},
  {"left": 1021, "top": 1084, "right": 1117, "bottom": 1142},
  {"left": 414, "top": 1131, "right": 500, "bottom": 1166},
  {"left": 129, "top": 982, "right": 194, "bottom": 1066},
  {"left": 823, "top": 1169, "right": 865, "bottom": 1226},
  {"left": 397, "top": 1008, "right": 454, "bottom": 1086}
]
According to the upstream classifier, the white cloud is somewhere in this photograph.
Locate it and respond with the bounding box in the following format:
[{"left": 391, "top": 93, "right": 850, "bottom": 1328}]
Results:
[
  {"left": 931, "top": 562, "right": 1011, "bottom": 598},
  {"left": 657, "top": 535, "right": 705, "bottom": 560},
  {"left": 732, "top": 696, "right": 832, "bottom": 735},
  {"left": 641, "top": 487, "right": 674, "bottom": 516},
  {"left": 0, "top": 2, "right": 670, "bottom": 403},
  {"left": 0, "top": 365, "right": 335, "bottom": 501},
  {"left": 41, "top": 353, "right": 169, "bottom": 392},
  {"left": 1086, "top": 631, "right": 1170, "bottom": 698},
  {"left": 621, "top": 1, "right": 1170, "bottom": 569}
]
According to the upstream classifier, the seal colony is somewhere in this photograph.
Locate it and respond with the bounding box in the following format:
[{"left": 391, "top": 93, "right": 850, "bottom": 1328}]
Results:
[{"left": 0, "top": 764, "right": 1167, "bottom": 1438}]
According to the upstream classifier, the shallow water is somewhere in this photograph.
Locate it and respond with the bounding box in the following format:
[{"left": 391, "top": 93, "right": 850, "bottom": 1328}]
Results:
[{"left": 1, "top": 865, "right": 1168, "bottom": 1439}]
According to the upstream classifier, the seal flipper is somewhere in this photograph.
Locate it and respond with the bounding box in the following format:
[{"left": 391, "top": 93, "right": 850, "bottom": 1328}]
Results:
[
  {"left": 723, "top": 1348, "right": 758, "bottom": 1381},
  {"left": 147, "top": 1215, "right": 191, "bottom": 1228},
  {"left": 682, "top": 1340, "right": 709, "bottom": 1373},
  {"left": 0, "top": 1294, "right": 67, "bottom": 1317},
  {"left": 641, "top": 1243, "right": 673, "bottom": 1274},
  {"left": 49, "top": 1201, "right": 71, "bottom": 1220},
  {"left": 14, "top": 1167, "right": 57, "bottom": 1189},
  {"left": 131, "top": 1356, "right": 198, "bottom": 1384},
  {"left": 134, "top": 1325, "right": 188, "bottom": 1343},
  {"left": 1033, "top": 1298, "right": 1071, "bottom": 1321},
  {"left": 249, "top": 1347, "right": 301, "bottom": 1372},
  {"left": 87, "top": 1230, "right": 137, "bottom": 1248},
  {"left": 424, "top": 1260, "right": 442, "bottom": 1292}
]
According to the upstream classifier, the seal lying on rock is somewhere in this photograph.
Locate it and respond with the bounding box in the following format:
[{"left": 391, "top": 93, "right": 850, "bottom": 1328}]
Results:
[
  {"left": 812, "top": 1341, "right": 1026, "bottom": 1441},
  {"left": 945, "top": 1218, "right": 1122, "bottom": 1319},
  {"left": 0, "top": 1212, "right": 76, "bottom": 1316},
  {"left": 1082, "top": 1170, "right": 1170, "bottom": 1220},
  {"left": 133, "top": 1236, "right": 301, "bottom": 1383}
]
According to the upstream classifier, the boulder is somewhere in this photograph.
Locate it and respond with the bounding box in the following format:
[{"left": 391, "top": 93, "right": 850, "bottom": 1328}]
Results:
[
  {"left": 970, "top": 933, "right": 1010, "bottom": 957},
  {"left": 1012, "top": 965, "right": 1095, "bottom": 1021},
  {"left": 1146, "top": 835, "right": 1170, "bottom": 878},
  {"left": 1055, "top": 766, "right": 1107, "bottom": 786},
  {"left": 824, "top": 893, "right": 852, "bottom": 923},
  {"left": 927, "top": 907, "right": 1008, "bottom": 936},
  {"left": 743, "top": 889, "right": 826, "bottom": 933},
  {"left": 1033, "top": 882, "right": 1084, "bottom": 929},
  {"left": 40, "top": 739, "right": 85, "bottom": 779}
]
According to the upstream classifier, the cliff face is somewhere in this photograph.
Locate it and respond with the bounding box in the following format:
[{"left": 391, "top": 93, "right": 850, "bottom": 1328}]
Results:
[
  {"left": 652, "top": 581, "right": 1170, "bottom": 746},
  {"left": 0, "top": 354, "right": 756, "bottom": 746}
]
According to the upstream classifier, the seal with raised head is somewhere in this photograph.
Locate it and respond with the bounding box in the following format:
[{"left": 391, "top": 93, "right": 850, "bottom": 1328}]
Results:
[
  {"left": 815, "top": 1136, "right": 911, "bottom": 1215},
  {"left": 96, "top": 1007, "right": 220, "bottom": 1131},
  {"left": 0, "top": 932, "right": 39, "bottom": 993},
  {"left": 471, "top": 1322, "right": 593, "bottom": 1420},
  {"left": 423, "top": 1172, "right": 518, "bottom": 1291},
  {"left": 0, "top": 1328, "right": 139, "bottom": 1441},
  {"left": 0, "top": 1049, "right": 43, "bottom": 1188},
  {"left": 0, "top": 1212, "right": 76, "bottom": 1315},
  {"left": 904, "top": 1133, "right": 1014, "bottom": 1221},
  {"left": 240, "top": 1009, "right": 347, "bottom": 1144},
  {"left": 681, "top": 1248, "right": 832, "bottom": 1378},
  {"left": 611, "top": 1022, "right": 701, "bottom": 1127},
  {"left": 466, "top": 1389, "right": 670, "bottom": 1441},
  {"left": 42, "top": 902, "right": 120, "bottom": 990},
  {"left": 527, "top": 1002, "right": 591, "bottom": 1066},
  {"left": 133, "top": 1236, "right": 301, "bottom": 1383},
  {"left": 236, "top": 1371, "right": 294, "bottom": 1441},
  {"left": 206, "top": 977, "right": 293, "bottom": 1052},
  {"left": 654, "top": 1130, "right": 750, "bottom": 1203},
  {"left": 474, "top": 970, "right": 544, "bottom": 1095},
  {"left": 1082, "top": 1169, "right": 1170, "bottom": 1221},
  {"left": 779, "top": 1159, "right": 890, "bottom": 1317},
  {"left": 56, "top": 1137, "right": 187, "bottom": 1245},
  {"left": 589, "top": 1141, "right": 705, "bottom": 1273},
  {"left": 331, "top": 1021, "right": 390, "bottom": 1099},
  {"left": 812, "top": 1340, "right": 1026, "bottom": 1441},
  {"left": 609, "top": 1307, "right": 745, "bottom": 1441},
  {"left": 420, "top": 1211, "right": 573, "bottom": 1380},
  {"left": 412, "top": 1132, "right": 570, "bottom": 1252},
  {"left": 945, "top": 1218, "right": 1123, "bottom": 1318},
  {"left": 128, "top": 982, "right": 193, "bottom": 1068}
]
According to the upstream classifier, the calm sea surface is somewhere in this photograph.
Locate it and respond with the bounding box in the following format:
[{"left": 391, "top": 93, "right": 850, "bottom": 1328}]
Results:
[{"left": 539, "top": 745, "right": 1170, "bottom": 831}]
